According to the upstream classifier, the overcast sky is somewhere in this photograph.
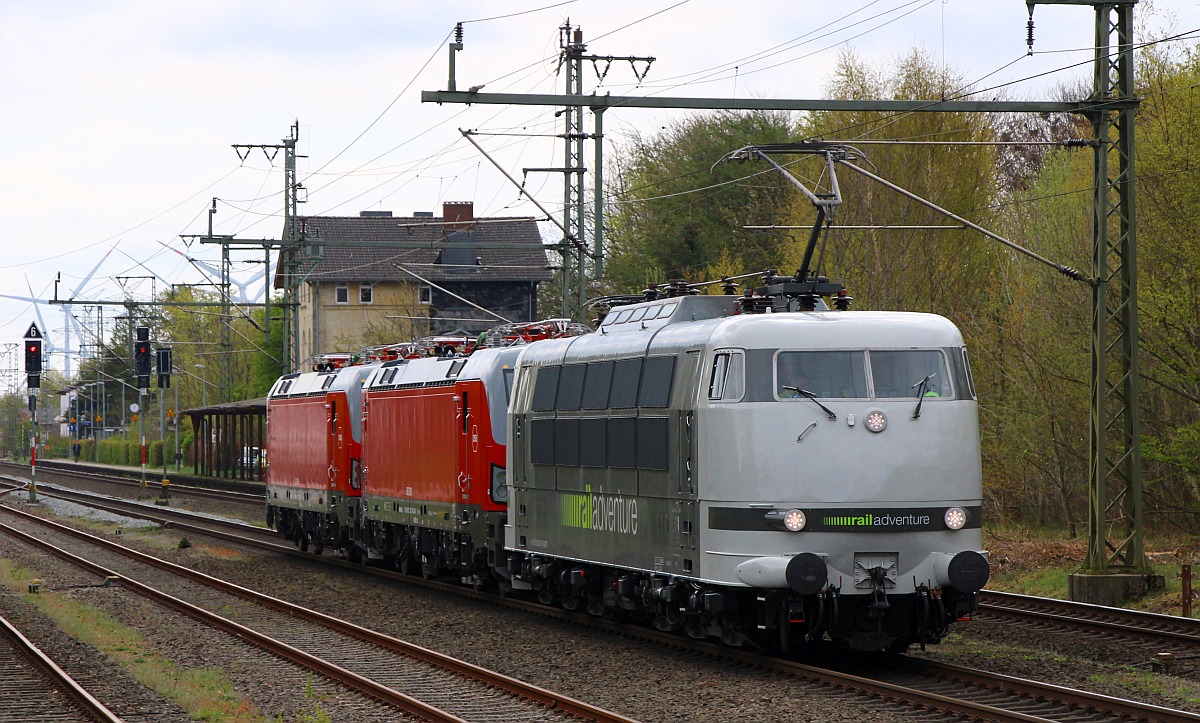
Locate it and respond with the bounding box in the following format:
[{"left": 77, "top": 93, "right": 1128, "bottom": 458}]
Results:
[{"left": 3, "top": 0, "right": 1198, "bottom": 377}]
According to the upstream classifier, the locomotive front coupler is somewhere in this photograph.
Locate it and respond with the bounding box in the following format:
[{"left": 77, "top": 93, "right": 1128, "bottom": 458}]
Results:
[{"left": 867, "top": 566, "right": 891, "bottom": 619}]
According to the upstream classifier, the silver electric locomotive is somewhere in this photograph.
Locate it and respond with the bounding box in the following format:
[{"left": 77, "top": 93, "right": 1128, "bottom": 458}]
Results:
[{"left": 502, "top": 292, "right": 989, "bottom": 652}]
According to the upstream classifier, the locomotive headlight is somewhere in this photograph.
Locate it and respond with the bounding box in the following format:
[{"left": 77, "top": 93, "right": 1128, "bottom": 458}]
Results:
[
  {"left": 764, "top": 508, "right": 807, "bottom": 532},
  {"left": 491, "top": 465, "right": 508, "bottom": 503},
  {"left": 944, "top": 506, "right": 968, "bottom": 530},
  {"left": 864, "top": 409, "right": 887, "bottom": 433}
]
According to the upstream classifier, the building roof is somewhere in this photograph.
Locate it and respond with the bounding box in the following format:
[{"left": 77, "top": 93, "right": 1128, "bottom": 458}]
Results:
[{"left": 284, "top": 213, "right": 554, "bottom": 285}]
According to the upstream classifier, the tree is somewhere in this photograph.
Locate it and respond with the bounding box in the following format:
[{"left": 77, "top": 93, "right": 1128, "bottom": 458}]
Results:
[
  {"left": 604, "top": 110, "right": 803, "bottom": 293},
  {"left": 1124, "top": 40, "right": 1200, "bottom": 525},
  {"left": 797, "top": 48, "right": 1001, "bottom": 317}
]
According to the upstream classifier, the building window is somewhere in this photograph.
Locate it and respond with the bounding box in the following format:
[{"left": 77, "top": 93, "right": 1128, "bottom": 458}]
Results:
[
  {"left": 418, "top": 285, "right": 432, "bottom": 304},
  {"left": 335, "top": 285, "right": 348, "bottom": 304},
  {"left": 359, "top": 284, "right": 373, "bottom": 304}
]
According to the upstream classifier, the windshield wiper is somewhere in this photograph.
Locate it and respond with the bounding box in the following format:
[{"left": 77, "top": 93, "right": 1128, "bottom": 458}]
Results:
[
  {"left": 782, "top": 385, "right": 836, "bottom": 420},
  {"left": 911, "top": 373, "right": 936, "bottom": 419}
]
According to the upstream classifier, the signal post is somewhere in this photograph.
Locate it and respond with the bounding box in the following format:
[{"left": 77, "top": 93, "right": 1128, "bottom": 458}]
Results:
[
  {"left": 134, "top": 326, "right": 151, "bottom": 498},
  {"left": 24, "top": 323, "right": 42, "bottom": 503}
]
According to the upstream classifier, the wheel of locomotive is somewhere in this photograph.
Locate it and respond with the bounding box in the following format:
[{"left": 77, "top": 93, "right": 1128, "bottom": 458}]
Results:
[
  {"left": 298, "top": 533, "right": 309, "bottom": 552},
  {"left": 397, "top": 548, "right": 415, "bottom": 576}
]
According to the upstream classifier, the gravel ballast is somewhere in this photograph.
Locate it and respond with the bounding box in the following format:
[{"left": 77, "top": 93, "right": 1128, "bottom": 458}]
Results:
[{"left": 1, "top": 479, "right": 1198, "bottom": 720}]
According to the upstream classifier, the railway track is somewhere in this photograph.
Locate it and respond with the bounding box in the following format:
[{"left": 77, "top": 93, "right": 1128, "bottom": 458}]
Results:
[
  {"left": 0, "top": 504, "right": 634, "bottom": 723},
  {"left": 0, "top": 460, "right": 263, "bottom": 505},
  {"left": 0, "top": 475, "right": 281, "bottom": 549},
  {"left": 980, "top": 589, "right": 1200, "bottom": 649},
  {"left": 0, "top": 611, "right": 123, "bottom": 722},
  {"left": 6, "top": 473, "right": 1199, "bottom": 720},
  {"left": 497, "top": 599, "right": 1200, "bottom": 722}
]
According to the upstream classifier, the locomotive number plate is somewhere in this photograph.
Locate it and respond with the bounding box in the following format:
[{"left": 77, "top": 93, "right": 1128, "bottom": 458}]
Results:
[{"left": 853, "top": 553, "right": 898, "bottom": 589}]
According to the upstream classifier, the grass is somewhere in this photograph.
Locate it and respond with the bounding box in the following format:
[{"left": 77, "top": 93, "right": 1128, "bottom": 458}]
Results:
[
  {"left": 983, "top": 524, "right": 1200, "bottom": 618},
  {"left": 0, "top": 556, "right": 343, "bottom": 721},
  {"left": 0, "top": 558, "right": 260, "bottom": 720},
  {"left": 41, "top": 510, "right": 251, "bottom": 563}
]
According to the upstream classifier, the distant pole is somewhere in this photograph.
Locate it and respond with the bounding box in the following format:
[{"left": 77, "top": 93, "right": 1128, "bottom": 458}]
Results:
[
  {"left": 196, "top": 364, "right": 207, "bottom": 407},
  {"left": 174, "top": 371, "right": 180, "bottom": 471},
  {"left": 138, "top": 392, "right": 146, "bottom": 498},
  {"left": 27, "top": 393, "right": 37, "bottom": 503}
]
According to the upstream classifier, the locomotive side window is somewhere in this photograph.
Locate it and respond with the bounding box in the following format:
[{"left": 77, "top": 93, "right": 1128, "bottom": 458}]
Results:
[
  {"left": 530, "top": 418, "right": 555, "bottom": 465},
  {"left": 554, "top": 418, "right": 580, "bottom": 465},
  {"left": 638, "top": 356, "right": 676, "bottom": 408},
  {"left": 776, "top": 351, "right": 868, "bottom": 398},
  {"left": 708, "top": 350, "right": 745, "bottom": 401},
  {"left": 556, "top": 364, "right": 586, "bottom": 411},
  {"left": 608, "top": 417, "right": 637, "bottom": 467},
  {"left": 636, "top": 418, "right": 670, "bottom": 470},
  {"left": 869, "top": 350, "right": 950, "bottom": 398},
  {"left": 502, "top": 367, "right": 515, "bottom": 404},
  {"left": 579, "top": 418, "right": 607, "bottom": 466},
  {"left": 958, "top": 347, "right": 977, "bottom": 399},
  {"left": 532, "top": 366, "right": 560, "bottom": 411},
  {"left": 581, "top": 361, "right": 614, "bottom": 409},
  {"left": 609, "top": 358, "right": 643, "bottom": 408}
]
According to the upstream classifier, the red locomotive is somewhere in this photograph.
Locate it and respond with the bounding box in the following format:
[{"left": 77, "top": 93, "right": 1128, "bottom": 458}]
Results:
[{"left": 266, "top": 345, "right": 525, "bottom": 574}]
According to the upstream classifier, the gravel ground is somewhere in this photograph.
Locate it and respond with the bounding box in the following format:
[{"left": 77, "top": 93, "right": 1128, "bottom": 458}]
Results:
[{"left": 2, "top": 478, "right": 1199, "bottom": 721}]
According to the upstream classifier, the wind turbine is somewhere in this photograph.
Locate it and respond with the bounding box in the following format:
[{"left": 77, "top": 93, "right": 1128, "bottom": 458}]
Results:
[
  {"left": 54, "top": 246, "right": 116, "bottom": 376},
  {"left": 156, "top": 240, "right": 270, "bottom": 304},
  {"left": 0, "top": 246, "right": 117, "bottom": 377}
]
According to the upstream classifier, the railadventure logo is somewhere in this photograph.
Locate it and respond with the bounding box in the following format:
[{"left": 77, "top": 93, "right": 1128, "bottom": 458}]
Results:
[
  {"left": 822, "top": 513, "right": 932, "bottom": 528},
  {"left": 561, "top": 486, "right": 639, "bottom": 535}
]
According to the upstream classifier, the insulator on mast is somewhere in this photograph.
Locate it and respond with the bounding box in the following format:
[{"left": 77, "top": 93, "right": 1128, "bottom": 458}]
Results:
[{"left": 1026, "top": 5, "right": 1035, "bottom": 55}]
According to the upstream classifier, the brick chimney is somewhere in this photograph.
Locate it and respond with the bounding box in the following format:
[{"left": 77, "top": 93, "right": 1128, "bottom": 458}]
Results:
[{"left": 443, "top": 201, "right": 474, "bottom": 233}]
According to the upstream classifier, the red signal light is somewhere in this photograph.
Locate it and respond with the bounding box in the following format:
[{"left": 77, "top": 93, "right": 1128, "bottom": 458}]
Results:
[{"left": 24, "top": 339, "right": 42, "bottom": 373}]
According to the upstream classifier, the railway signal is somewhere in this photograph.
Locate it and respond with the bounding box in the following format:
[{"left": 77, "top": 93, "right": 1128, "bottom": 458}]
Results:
[
  {"left": 134, "top": 326, "right": 151, "bottom": 390},
  {"left": 24, "top": 322, "right": 43, "bottom": 390},
  {"left": 156, "top": 347, "right": 172, "bottom": 388}
]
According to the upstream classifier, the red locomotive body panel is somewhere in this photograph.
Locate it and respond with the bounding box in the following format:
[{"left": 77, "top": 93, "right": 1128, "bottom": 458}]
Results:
[
  {"left": 362, "top": 385, "right": 460, "bottom": 503},
  {"left": 266, "top": 395, "right": 330, "bottom": 494}
]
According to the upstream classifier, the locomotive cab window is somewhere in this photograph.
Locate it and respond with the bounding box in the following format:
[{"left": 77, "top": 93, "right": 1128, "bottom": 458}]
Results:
[
  {"left": 776, "top": 351, "right": 868, "bottom": 399},
  {"left": 502, "top": 367, "right": 514, "bottom": 403},
  {"left": 708, "top": 350, "right": 745, "bottom": 402},
  {"left": 958, "top": 347, "right": 976, "bottom": 399},
  {"left": 869, "top": 350, "right": 951, "bottom": 398}
]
